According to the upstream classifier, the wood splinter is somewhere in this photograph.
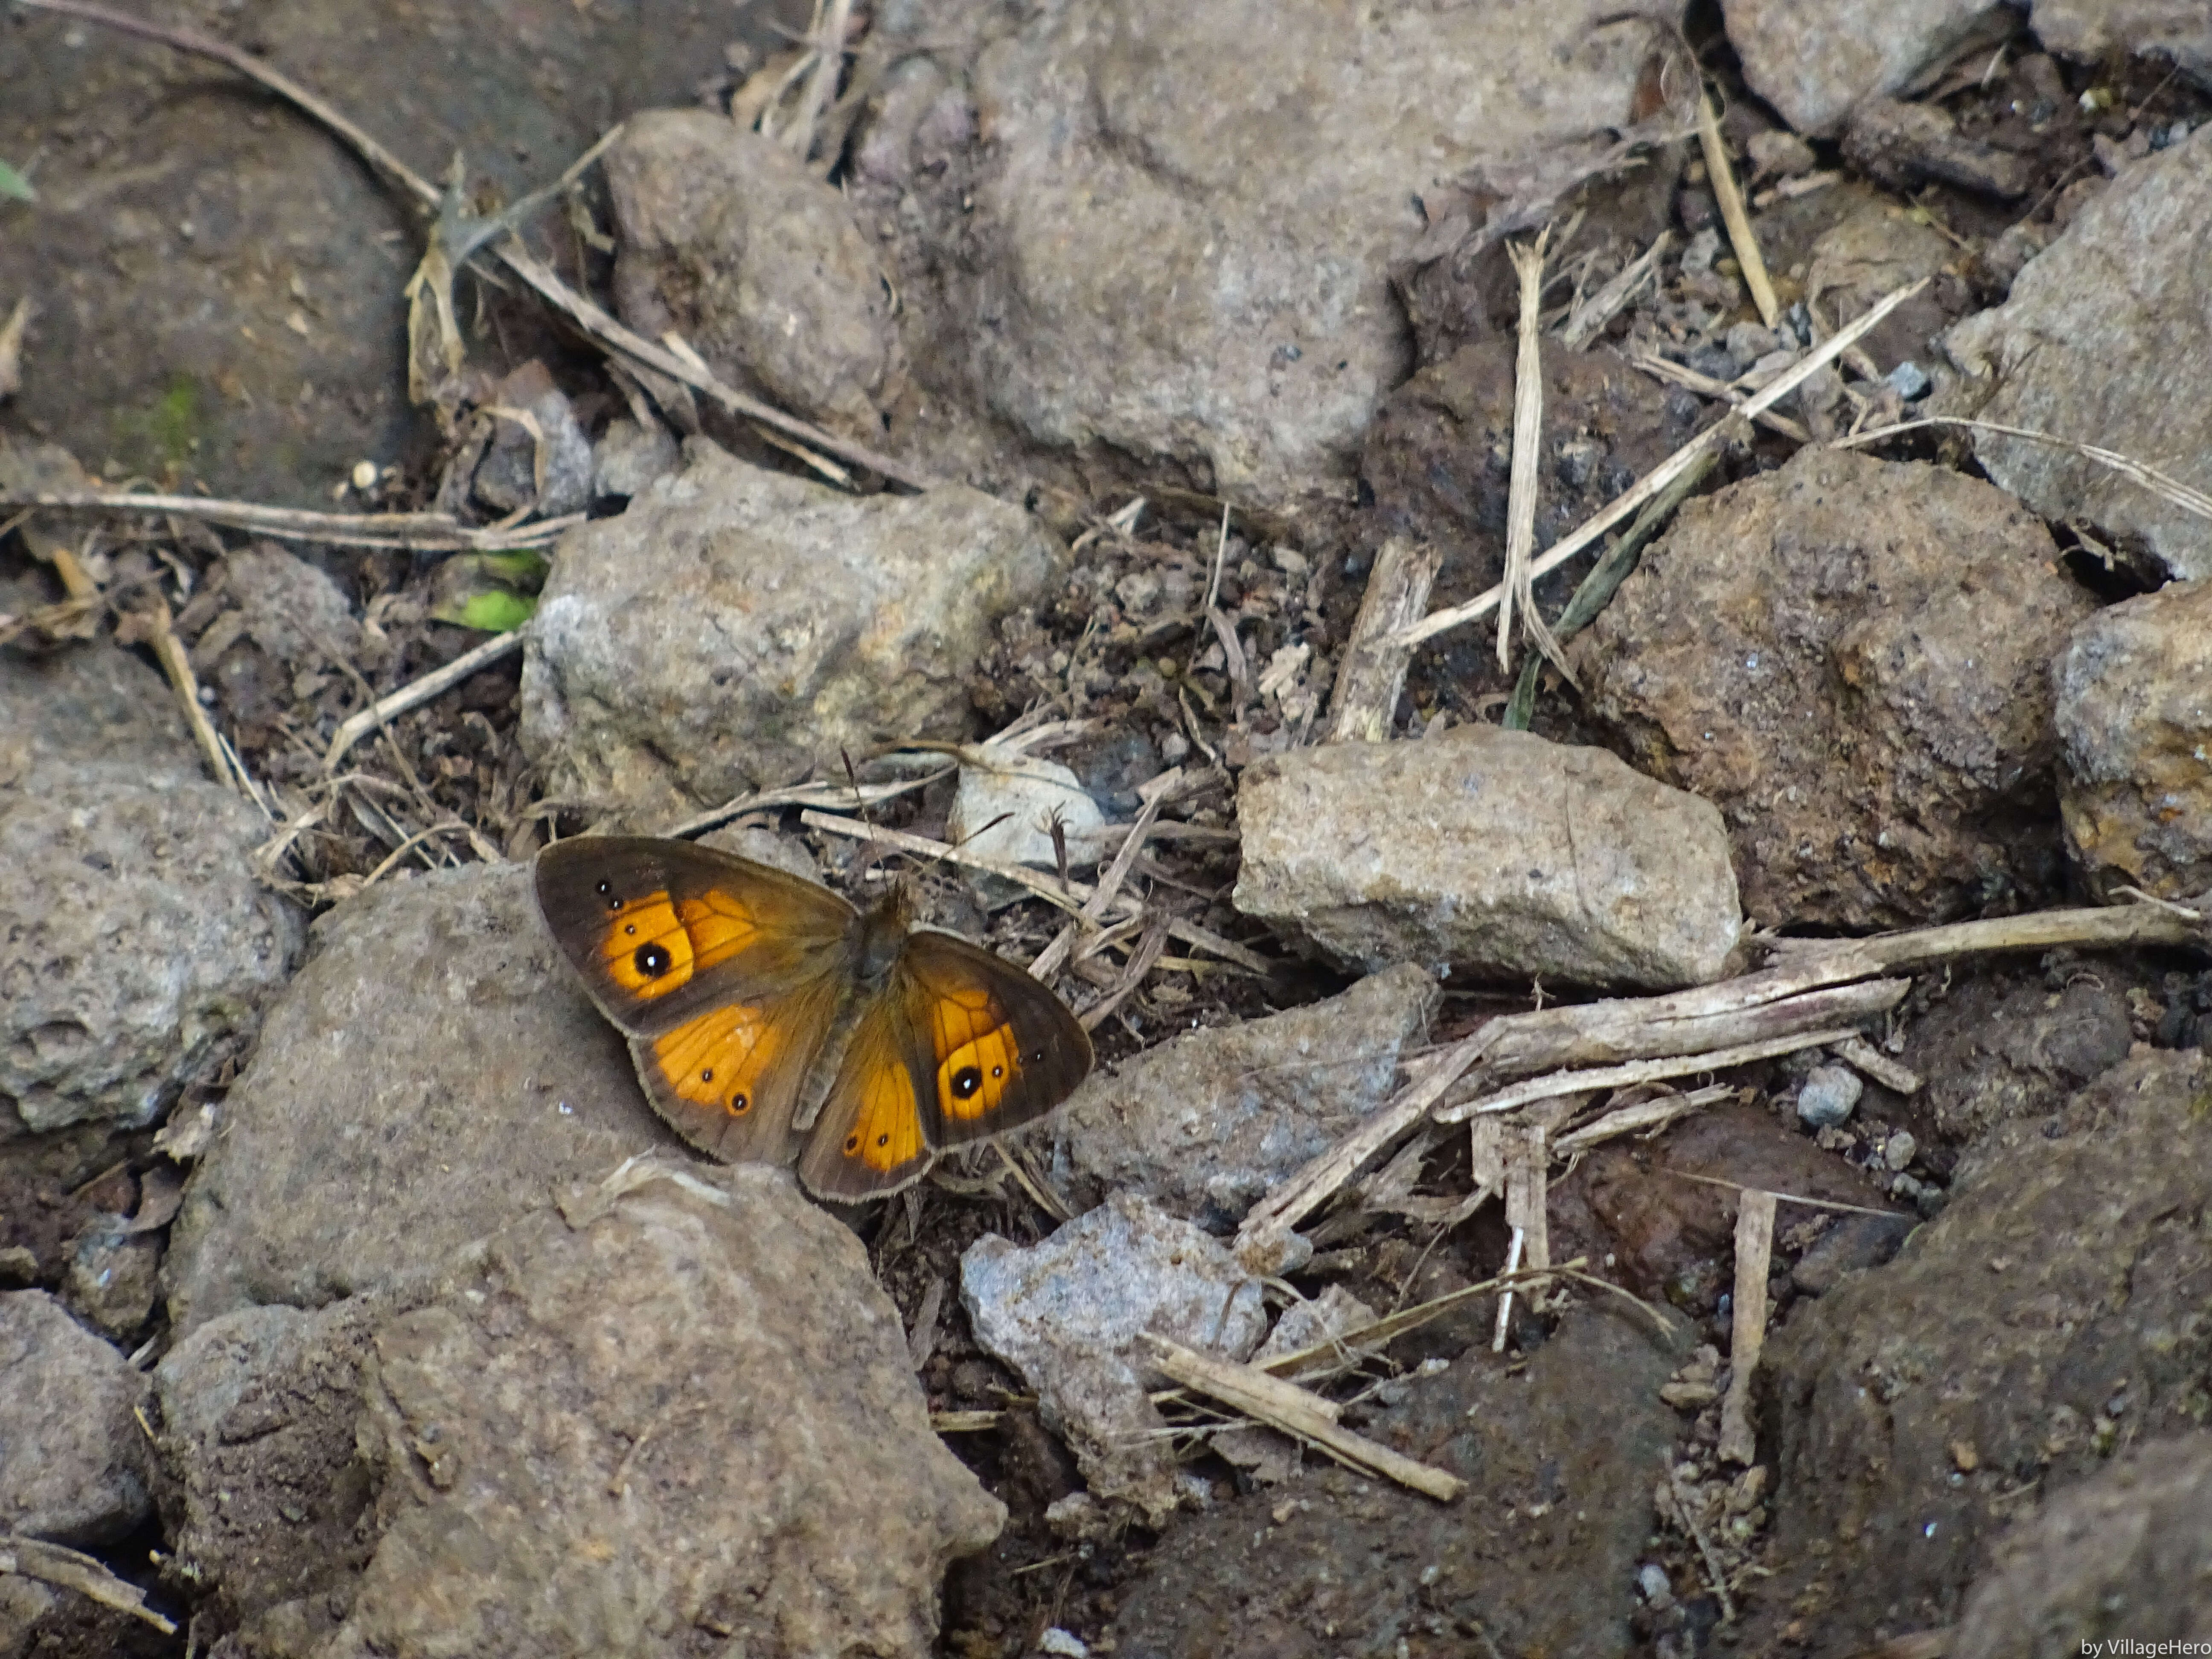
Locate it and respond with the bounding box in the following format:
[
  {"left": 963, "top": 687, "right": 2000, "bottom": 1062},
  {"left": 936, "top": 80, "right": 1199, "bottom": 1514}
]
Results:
[{"left": 1138, "top": 1332, "right": 1464, "bottom": 1503}]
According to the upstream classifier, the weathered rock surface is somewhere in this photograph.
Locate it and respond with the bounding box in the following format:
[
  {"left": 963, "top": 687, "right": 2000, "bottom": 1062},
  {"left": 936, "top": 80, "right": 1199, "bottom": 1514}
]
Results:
[
  {"left": 1234, "top": 726, "right": 1742, "bottom": 988},
  {"left": 2032, "top": 1, "right": 2212, "bottom": 90},
  {"left": 0, "top": 3, "right": 761, "bottom": 504},
  {"left": 521, "top": 439, "right": 1066, "bottom": 821},
  {"left": 158, "top": 1164, "right": 1001, "bottom": 1657},
  {"left": 1752, "top": 1048, "right": 2212, "bottom": 1650},
  {"left": 862, "top": 0, "right": 1685, "bottom": 505},
  {"left": 1055, "top": 964, "right": 1438, "bottom": 1228},
  {"left": 2054, "top": 579, "right": 2212, "bottom": 899},
  {"left": 961, "top": 1193, "right": 1269, "bottom": 1521},
  {"left": 154, "top": 1300, "right": 383, "bottom": 1652},
  {"left": 608, "top": 111, "right": 900, "bottom": 443},
  {"left": 1844, "top": 95, "right": 2041, "bottom": 199},
  {"left": 163, "top": 863, "right": 663, "bottom": 1336},
  {"left": 1578, "top": 446, "right": 2094, "bottom": 929},
  {"left": 1951, "top": 1432, "right": 2212, "bottom": 1658},
  {"left": 1941, "top": 125, "right": 2212, "bottom": 580},
  {"left": 0, "top": 1290, "right": 151, "bottom": 1545},
  {"left": 1111, "top": 1304, "right": 1686, "bottom": 1658},
  {"left": 469, "top": 359, "right": 595, "bottom": 519},
  {"left": 0, "top": 640, "right": 303, "bottom": 1137},
  {"left": 1721, "top": 0, "right": 2004, "bottom": 137}
]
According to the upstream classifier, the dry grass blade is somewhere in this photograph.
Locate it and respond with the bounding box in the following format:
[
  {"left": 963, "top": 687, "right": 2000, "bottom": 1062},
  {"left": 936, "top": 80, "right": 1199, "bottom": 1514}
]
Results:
[
  {"left": 1661, "top": 1167, "right": 1909, "bottom": 1220},
  {"left": 1075, "top": 911, "right": 1170, "bottom": 1032},
  {"left": 1697, "top": 84, "right": 1778, "bottom": 327},
  {"left": 1390, "top": 278, "right": 1929, "bottom": 651},
  {"left": 0, "top": 295, "right": 28, "bottom": 399},
  {"left": 1435, "top": 1024, "right": 1875, "bottom": 1124},
  {"left": 143, "top": 597, "right": 244, "bottom": 793},
  {"left": 1718, "top": 1187, "right": 1776, "bottom": 1464},
  {"left": 1552, "top": 1083, "right": 1729, "bottom": 1154},
  {"left": 1030, "top": 787, "right": 1167, "bottom": 981},
  {"left": 1235, "top": 1028, "right": 1494, "bottom": 1267},
  {"left": 1557, "top": 231, "right": 1669, "bottom": 350},
  {"left": 802, "top": 809, "right": 1273, "bottom": 974},
  {"left": 1631, "top": 351, "right": 1812, "bottom": 444},
  {"left": 0, "top": 1535, "right": 177, "bottom": 1634},
  {"left": 1834, "top": 413, "right": 2212, "bottom": 524},
  {"left": 1139, "top": 1333, "right": 1465, "bottom": 1502},
  {"left": 1500, "top": 225, "right": 1569, "bottom": 676},
  {"left": 1325, "top": 537, "right": 1439, "bottom": 743},
  {"left": 1491, "top": 1224, "right": 1527, "bottom": 1352},
  {"left": 324, "top": 631, "right": 525, "bottom": 769},
  {"left": 0, "top": 487, "right": 577, "bottom": 553}
]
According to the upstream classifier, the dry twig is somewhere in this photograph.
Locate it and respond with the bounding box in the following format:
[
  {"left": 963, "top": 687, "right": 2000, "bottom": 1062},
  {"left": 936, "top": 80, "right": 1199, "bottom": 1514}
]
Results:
[
  {"left": 1697, "top": 84, "right": 1779, "bottom": 326},
  {"left": 0, "top": 1535, "right": 176, "bottom": 1634},
  {"left": 1718, "top": 1187, "right": 1776, "bottom": 1464},
  {"left": 1324, "top": 537, "right": 1440, "bottom": 743}
]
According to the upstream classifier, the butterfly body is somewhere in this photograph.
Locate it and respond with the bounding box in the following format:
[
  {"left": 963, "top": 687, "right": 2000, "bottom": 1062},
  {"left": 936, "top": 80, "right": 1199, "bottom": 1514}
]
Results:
[{"left": 533, "top": 836, "right": 1091, "bottom": 1199}]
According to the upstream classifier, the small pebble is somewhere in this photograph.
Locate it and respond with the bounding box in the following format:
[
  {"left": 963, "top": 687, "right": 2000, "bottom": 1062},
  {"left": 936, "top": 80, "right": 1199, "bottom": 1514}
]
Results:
[
  {"left": 1883, "top": 1130, "right": 1917, "bottom": 1171},
  {"left": 1796, "top": 1064, "right": 1863, "bottom": 1129},
  {"left": 1886, "top": 360, "right": 1931, "bottom": 400},
  {"left": 1038, "top": 1630, "right": 1089, "bottom": 1658},
  {"left": 350, "top": 459, "right": 380, "bottom": 491},
  {"left": 1638, "top": 1562, "right": 1675, "bottom": 1607}
]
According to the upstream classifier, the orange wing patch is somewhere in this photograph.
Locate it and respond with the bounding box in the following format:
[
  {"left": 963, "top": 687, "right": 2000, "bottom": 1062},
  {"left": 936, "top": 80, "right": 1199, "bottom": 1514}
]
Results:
[
  {"left": 838, "top": 1055, "right": 929, "bottom": 1176},
  {"left": 600, "top": 887, "right": 768, "bottom": 1002},
  {"left": 649, "top": 1002, "right": 782, "bottom": 1118},
  {"left": 925, "top": 984, "right": 1026, "bottom": 1125}
]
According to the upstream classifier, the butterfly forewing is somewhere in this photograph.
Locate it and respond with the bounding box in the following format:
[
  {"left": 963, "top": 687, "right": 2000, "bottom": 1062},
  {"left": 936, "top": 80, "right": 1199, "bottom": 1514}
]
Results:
[
  {"left": 897, "top": 931, "right": 1093, "bottom": 1147},
  {"left": 533, "top": 836, "right": 858, "bottom": 1036}
]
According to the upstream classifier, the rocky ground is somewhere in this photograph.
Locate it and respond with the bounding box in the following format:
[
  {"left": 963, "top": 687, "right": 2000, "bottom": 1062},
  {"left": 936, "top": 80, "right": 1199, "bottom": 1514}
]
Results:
[{"left": 4, "top": 1, "right": 2212, "bottom": 1656}]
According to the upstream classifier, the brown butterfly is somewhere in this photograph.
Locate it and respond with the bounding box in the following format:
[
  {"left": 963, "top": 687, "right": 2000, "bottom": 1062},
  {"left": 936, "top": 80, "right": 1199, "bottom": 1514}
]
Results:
[{"left": 533, "top": 835, "right": 1093, "bottom": 1200}]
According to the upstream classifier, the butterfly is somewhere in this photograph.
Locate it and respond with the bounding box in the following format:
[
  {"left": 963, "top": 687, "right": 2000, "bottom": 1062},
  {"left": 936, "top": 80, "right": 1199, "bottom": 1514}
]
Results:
[{"left": 533, "top": 835, "right": 1093, "bottom": 1200}]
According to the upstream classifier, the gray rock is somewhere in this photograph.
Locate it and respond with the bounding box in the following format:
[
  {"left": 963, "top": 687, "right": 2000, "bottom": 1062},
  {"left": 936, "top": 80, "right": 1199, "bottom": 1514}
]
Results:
[
  {"left": 1844, "top": 95, "right": 2041, "bottom": 198},
  {"left": 470, "top": 359, "right": 595, "bottom": 518},
  {"left": 1233, "top": 726, "right": 1742, "bottom": 989},
  {"left": 207, "top": 543, "right": 362, "bottom": 674},
  {"left": 1790, "top": 1211, "right": 1914, "bottom": 1297},
  {"left": 1, "top": 3, "right": 775, "bottom": 504},
  {"left": 1721, "top": 0, "right": 2004, "bottom": 136},
  {"left": 961, "top": 1192, "right": 1268, "bottom": 1521},
  {"left": 1578, "top": 447, "right": 2094, "bottom": 929},
  {"left": 521, "top": 439, "right": 1066, "bottom": 820},
  {"left": 608, "top": 111, "right": 900, "bottom": 442},
  {"left": 0, "top": 656, "right": 304, "bottom": 1133},
  {"left": 945, "top": 756, "right": 1111, "bottom": 875},
  {"left": 159, "top": 1164, "right": 1001, "bottom": 1658},
  {"left": 867, "top": 0, "right": 1684, "bottom": 505},
  {"left": 1056, "top": 964, "right": 1438, "bottom": 1227},
  {"left": 1804, "top": 197, "right": 1961, "bottom": 361},
  {"left": 332, "top": 1163, "right": 999, "bottom": 1657},
  {"left": 163, "top": 863, "right": 664, "bottom": 1336},
  {"left": 2030, "top": 0, "right": 2212, "bottom": 91},
  {"left": 1753, "top": 1048, "right": 2212, "bottom": 1650},
  {"left": 591, "top": 416, "right": 682, "bottom": 501},
  {"left": 2054, "top": 579, "right": 2212, "bottom": 899},
  {"left": 0, "top": 1290, "right": 150, "bottom": 1545},
  {"left": 1940, "top": 126, "right": 2212, "bottom": 580},
  {"left": 1796, "top": 1063, "right": 1864, "bottom": 1129},
  {"left": 1952, "top": 1432, "right": 2212, "bottom": 1658},
  {"left": 153, "top": 1300, "right": 384, "bottom": 1652},
  {"left": 62, "top": 1220, "right": 161, "bottom": 1340}
]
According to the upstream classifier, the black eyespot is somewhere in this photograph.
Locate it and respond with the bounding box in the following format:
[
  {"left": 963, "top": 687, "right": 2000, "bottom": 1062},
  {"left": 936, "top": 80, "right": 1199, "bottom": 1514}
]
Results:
[
  {"left": 1030, "top": 1048, "right": 1046, "bottom": 1062},
  {"left": 844, "top": 1132, "right": 861, "bottom": 1153},
  {"left": 595, "top": 879, "right": 612, "bottom": 895},
  {"left": 875, "top": 1132, "right": 890, "bottom": 1147},
  {"left": 700, "top": 1068, "right": 713, "bottom": 1082},
  {"left": 606, "top": 895, "right": 623, "bottom": 912},
  {"left": 730, "top": 1092, "right": 749, "bottom": 1116},
  {"left": 623, "top": 923, "right": 637, "bottom": 936},
  {"left": 990, "top": 1064, "right": 1004, "bottom": 1079},
  {"left": 633, "top": 943, "right": 671, "bottom": 978},
  {"left": 951, "top": 1066, "right": 984, "bottom": 1099}
]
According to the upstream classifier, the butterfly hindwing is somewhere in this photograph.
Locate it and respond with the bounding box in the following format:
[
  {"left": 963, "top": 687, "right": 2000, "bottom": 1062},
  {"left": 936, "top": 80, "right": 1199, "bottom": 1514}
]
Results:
[
  {"left": 634, "top": 973, "right": 847, "bottom": 1164},
  {"left": 796, "top": 992, "right": 936, "bottom": 1200},
  {"left": 533, "top": 836, "right": 858, "bottom": 1036}
]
